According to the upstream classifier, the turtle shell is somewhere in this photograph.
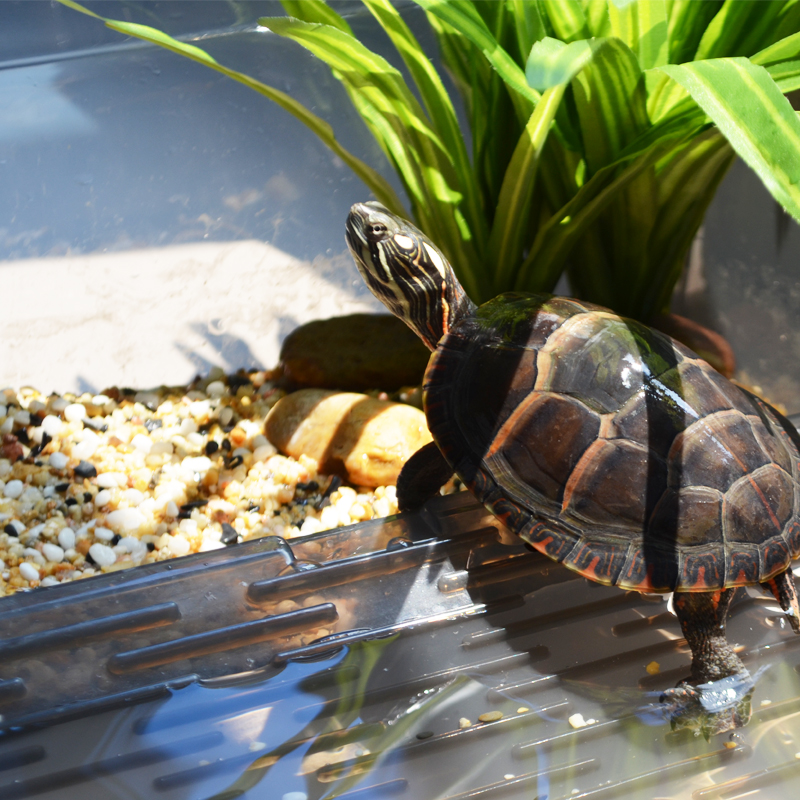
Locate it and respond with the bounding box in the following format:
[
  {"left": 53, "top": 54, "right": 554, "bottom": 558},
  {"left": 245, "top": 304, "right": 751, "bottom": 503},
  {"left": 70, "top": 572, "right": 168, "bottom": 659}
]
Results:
[{"left": 424, "top": 294, "right": 800, "bottom": 593}]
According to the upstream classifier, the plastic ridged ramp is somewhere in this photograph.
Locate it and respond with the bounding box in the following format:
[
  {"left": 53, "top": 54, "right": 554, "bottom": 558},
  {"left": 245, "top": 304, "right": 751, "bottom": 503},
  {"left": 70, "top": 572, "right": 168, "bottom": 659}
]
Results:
[{"left": 1, "top": 483, "right": 800, "bottom": 799}]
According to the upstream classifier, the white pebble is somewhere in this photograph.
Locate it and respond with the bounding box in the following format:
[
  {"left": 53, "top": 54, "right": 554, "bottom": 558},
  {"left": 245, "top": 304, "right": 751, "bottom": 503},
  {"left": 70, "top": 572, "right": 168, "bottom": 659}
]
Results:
[
  {"left": 23, "top": 547, "right": 45, "bottom": 565},
  {"left": 41, "top": 415, "right": 65, "bottom": 437},
  {"left": 21, "top": 487, "right": 43, "bottom": 504},
  {"left": 568, "top": 713, "right": 587, "bottom": 729},
  {"left": 72, "top": 439, "right": 97, "bottom": 460},
  {"left": 180, "top": 418, "right": 199, "bottom": 437},
  {"left": 49, "top": 397, "right": 69, "bottom": 413},
  {"left": 149, "top": 441, "right": 174, "bottom": 455},
  {"left": 40, "top": 576, "right": 59, "bottom": 587},
  {"left": 0, "top": 405, "right": 6, "bottom": 418},
  {"left": 121, "top": 488, "right": 144, "bottom": 506},
  {"left": 49, "top": 452, "right": 69, "bottom": 470},
  {"left": 0, "top": 417, "right": 12, "bottom": 434},
  {"left": 219, "top": 407, "right": 234, "bottom": 426},
  {"left": 0, "top": 462, "right": 11, "bottom": 479},
  {"left": 3, "top": 480, "right": 23, "bottom": 499},
  {"left": 106, "top": 508, "right": 145, "bottom": 533},
  {"left": 166, "top": 534, "right": 190, "bottom": 556},
  {"left": 42, "top": 543, "right": 65, "bottom": 563},
  {"left": 24, "top": 523, "right": 45, "bottom": 542},
  {"left": 13, "top": 410, "right": 30, "bottom": 426},
  {"left": 166, "top": 500, "right": 179, "bottom": 518},
  {"left": 94, "top": 526, "right": 115, "bottom": 542},
  {"left": 95, "top": 489, "right": 112, "bottom": 507},
  {"left": 183, "top": 456, "right": 211, "bottom": 474},
  {"left": 253, "top": 443, "right": 277, "bottom": 462},
  {"left": 97, "top": 472, "right": 127, "bottom": 488},
  {"left": 89, "top": 543, "right": 117, "bottom": 567},
  {"left": 179, "top": 519, "right": 198, "bottom": 536},
  {"left": 282, "top": 792, "right": 308, "bottom": 800},
  {"left": 207, "top": 381, "right": 227, "bottom": 398},
  {"left": 7, "top": 519, "right": 25, "bottom": 535},
  {"left": 58, "top": 528, "right": 76, "bottom": 550},
  {"left": 199, "top": 540, "right": 225, "bottom": 552},
  {"left": 131, "top": 433, "right": 153, "bottom": 453},
  {"left": 64, "top": 403, "right": 87, "bottom": 422},
  {"left": 19, "top": 562, "right": 40, "bottom": 582}
]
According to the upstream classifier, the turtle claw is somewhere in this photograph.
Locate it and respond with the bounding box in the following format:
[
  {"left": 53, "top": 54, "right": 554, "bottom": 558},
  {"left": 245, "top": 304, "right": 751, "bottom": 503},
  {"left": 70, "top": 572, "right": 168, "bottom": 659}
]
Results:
[
  {"left": 660, "top": 671, "right": 756, "bottom": 739},
  {"left": 761, "top": 570, "right": 800, "bottom": 634}
]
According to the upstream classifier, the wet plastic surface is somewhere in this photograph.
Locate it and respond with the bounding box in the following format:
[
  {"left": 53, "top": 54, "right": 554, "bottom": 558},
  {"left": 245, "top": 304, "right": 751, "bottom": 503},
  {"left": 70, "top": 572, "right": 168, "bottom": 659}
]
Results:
[{"left": 2, "top": 491, "right": 800, "bottom": 799}]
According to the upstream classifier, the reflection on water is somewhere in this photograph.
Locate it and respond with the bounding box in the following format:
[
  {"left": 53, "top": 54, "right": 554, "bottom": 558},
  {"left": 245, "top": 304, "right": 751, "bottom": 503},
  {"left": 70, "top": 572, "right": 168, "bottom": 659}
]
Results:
[{"left": 4, "top": 582, "right": 800, "bottom": 799}]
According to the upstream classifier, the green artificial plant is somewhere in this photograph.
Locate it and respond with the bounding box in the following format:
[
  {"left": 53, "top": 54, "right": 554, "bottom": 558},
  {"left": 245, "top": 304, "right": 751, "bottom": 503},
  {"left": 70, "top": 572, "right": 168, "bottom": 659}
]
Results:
[{"left": 60, "top": 0, "right": 800, "bottom": 321}]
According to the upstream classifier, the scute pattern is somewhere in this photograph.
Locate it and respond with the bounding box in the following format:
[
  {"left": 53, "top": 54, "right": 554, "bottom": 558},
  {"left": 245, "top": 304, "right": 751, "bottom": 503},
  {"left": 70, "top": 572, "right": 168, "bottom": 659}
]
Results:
[{"left": 424, "top": 293, "right": 800, "bottom": 592}]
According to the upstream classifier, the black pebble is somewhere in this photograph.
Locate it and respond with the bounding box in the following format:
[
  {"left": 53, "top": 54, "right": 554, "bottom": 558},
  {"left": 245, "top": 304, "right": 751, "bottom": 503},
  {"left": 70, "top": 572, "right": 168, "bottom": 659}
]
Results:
[
  {"left": 111, "top": 534, "right": 121, "bottom": 545},
  {"left": 74, "top": 461, "right": 97, "bottom": 478},
  {"left": 247, "top": 503, "right": 259, "bottom": 512},
  {"left": 55, "top": 483, "right": 69, "bottom": 492},
  {"left": 221, "top": 439, "right": 231, "bottom": 452},
  {"left": 83, "top": 492, "right": 92, "bottom": 503},
  {"left": 226, "top": 455, "right": 243, "bottom": 469},
  {"left": 65, "top": 498, "right": 78, "bottom": 507},
  {"left": 296, "top": 481, "right": 320, "bottom": 492},
  {"left": 15, "top": 430, "right": 30, "bottom": 445},
  {"left": 228, "top": 373, "right": 252, "bottom": 390},
  {"left": 85, "top": 552, "right": 96, "bottom": 566},
  {"left": 3, "top": 524, "right": 18, "bottom": 537},
  {"left": 205, "top": 441, "right": 219, "bottom": 455},
  {"left": 144, "top": 418, "right": 163, "bottom": 432},
  {"left": 416, "top": 731, "right": 434, "bottom": 740},
  {"left": 146, "top": 542, "right": 156, "bottom": 552},
  {"left": 220, "top": 523, "right": 238, "bottom": 545},
  {"left": 28, "top": 414, "right": 42, "bottom": 427}
]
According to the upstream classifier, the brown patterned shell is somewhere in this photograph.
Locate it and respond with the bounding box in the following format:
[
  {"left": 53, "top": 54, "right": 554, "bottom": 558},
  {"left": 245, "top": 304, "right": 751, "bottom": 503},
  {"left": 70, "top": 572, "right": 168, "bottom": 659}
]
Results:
[{"left": 425, "top": 294, "right": 800, "bottom": 592}]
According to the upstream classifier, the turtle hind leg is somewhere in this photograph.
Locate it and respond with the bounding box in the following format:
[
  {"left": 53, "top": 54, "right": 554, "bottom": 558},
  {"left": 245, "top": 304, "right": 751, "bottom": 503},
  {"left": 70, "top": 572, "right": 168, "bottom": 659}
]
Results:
[
  {"left": 761, "top": 570, "right": 800, "bottom": 633},
  {"left": 397, "top": 442, "right": 453, "bottom": 512},
  {"left": 673, "top": 589, "right": 745, "bottom": 684}
]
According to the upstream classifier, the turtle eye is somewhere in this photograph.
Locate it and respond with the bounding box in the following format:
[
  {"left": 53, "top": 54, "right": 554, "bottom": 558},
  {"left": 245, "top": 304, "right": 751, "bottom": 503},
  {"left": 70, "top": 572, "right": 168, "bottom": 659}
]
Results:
[{"left": 366, "top": 222, "right": 389, "bottom": 242}]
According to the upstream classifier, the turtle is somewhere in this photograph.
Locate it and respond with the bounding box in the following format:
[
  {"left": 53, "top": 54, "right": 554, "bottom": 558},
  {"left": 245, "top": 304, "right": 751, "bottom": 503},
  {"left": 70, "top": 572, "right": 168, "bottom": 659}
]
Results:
[{"left": 345, "top": 201, "right": 800, "bottom": 732}]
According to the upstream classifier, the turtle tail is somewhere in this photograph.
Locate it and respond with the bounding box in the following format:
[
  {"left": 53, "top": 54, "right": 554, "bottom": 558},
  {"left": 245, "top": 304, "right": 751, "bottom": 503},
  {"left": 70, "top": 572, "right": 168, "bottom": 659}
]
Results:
[{"left": 761, "top": 570, "right": 800, "bottom": 634}]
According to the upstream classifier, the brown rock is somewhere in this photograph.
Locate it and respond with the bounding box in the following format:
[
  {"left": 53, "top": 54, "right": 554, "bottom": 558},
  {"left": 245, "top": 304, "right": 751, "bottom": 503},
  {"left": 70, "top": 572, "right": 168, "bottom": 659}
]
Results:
[
  {"left": 265, "top": 389, "right": 432, "bottom": 487},
  {"left": 280, "top": 314, "right": 430, "bottom": 392}
]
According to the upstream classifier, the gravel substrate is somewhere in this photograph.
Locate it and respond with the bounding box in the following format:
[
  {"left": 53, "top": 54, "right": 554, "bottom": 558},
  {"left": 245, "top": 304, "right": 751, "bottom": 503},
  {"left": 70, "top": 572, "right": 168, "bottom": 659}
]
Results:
[{"left": 0, "top": 368, "right": 409, "bottom": 597}]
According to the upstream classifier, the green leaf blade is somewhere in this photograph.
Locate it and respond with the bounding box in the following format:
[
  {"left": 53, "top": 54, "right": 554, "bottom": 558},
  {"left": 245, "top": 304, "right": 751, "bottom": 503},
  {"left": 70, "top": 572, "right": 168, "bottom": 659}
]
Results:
[{"left": 658, "top": 58, "right": 800, "bottom": 222}]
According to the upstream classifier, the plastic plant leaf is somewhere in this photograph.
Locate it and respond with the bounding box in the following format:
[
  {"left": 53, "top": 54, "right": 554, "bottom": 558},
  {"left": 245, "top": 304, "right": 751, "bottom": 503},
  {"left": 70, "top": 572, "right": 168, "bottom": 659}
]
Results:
[
  {"left": 607, "top": 0, "right": 669, "bottom": 70},
  {"left": 665, "top": 0, "right": 724, "bottom": 65},
  {"left": 752, "top": 31, "right": 800, "bottom": 92},
  {"left": 54, "top": 0, "right": 406, "bottom": 218},
  {"left": 570, "top": 37, "right": 650, "bottom": 175},
  {"left": 694, "top": 0, "right": 787, "bottom": 62},
  {"left": 258, "top": 14, "right": 486, "bottom": 299},
  {"left": 489, "top": 85, "right": 567, "bottom": 292},
  {"left": 413, "top": 0, "right": 540, "bottom": 118},
  {"left": 280, "top": 0, "right": 354, "bottom": 35},
  {"left": 525, "top": 37, "right": 604, "bottom": 91},
  {"left": 657, "top": 57, "right": 800, "bottom": 223},
  {"left": 360, "top": 0, "right": 488, "bottom": 255},
  {"left": 514, "top": 143, "right": 669, "bottom": 293},
  {"left": 539, "top": 0, "right": 591, "bottom": 43}
]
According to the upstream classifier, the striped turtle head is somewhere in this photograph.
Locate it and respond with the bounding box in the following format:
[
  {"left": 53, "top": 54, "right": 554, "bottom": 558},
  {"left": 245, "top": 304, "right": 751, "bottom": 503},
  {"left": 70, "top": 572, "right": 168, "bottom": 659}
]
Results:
[{"left": 346, "top": 202, "right": 475, "bottom": 351}]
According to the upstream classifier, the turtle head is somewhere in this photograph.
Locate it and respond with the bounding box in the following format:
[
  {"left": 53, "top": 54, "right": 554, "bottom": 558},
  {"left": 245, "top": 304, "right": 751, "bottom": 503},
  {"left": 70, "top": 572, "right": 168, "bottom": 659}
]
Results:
[{"left": 346, "top": 202, "right": 474, "bottom": 351}]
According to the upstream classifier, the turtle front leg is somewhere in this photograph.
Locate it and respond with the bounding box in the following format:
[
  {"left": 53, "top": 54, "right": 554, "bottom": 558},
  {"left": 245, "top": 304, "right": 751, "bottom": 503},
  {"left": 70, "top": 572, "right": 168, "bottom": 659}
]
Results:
[{"left": 397, "top": 442, "right": 453, "bottom": 512}]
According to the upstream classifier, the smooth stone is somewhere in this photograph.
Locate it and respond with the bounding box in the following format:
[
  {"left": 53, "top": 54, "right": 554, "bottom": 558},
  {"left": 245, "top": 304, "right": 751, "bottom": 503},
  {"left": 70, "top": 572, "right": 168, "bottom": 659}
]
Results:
[
  {"left": 42, "top": 543, "right": 65, "bottom": 563},
  {"left": 97, "top": 472, "right": 127, "bottom": 488},
  {"left": 49, "top": 452, "right": 69, "bottom": 470},
  {"left": 89, "top": 543, "right": 117, "bottom": 567},
  {"left": 64, "top": 403, "right": 87, "bottom": 422},
  {"left": 95, "top": 489, "right": 113, "bottom": 507},
  {"left": 19, "top": 562, "right": 40, "bottom": 582},
  {"left": 73, "top": 460, "right": 97, "bottom": 478},
  {"left": 280, "top": 314, "right": 430, "bottom": 392},
  {"left": 265, "top": 389, "right": 433, "bottom": 488},
  {"left": 105, "top": 508, "right": 145, "bottom": 533},
  {"left": 3, "top": 480, "right": 23, "bottom": 499},
  {"left": 58, "top": 528, "right": 76, "bottom": 550},
  {"left": 94, "top": 526, "right": 115, "bottom": 541}
]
